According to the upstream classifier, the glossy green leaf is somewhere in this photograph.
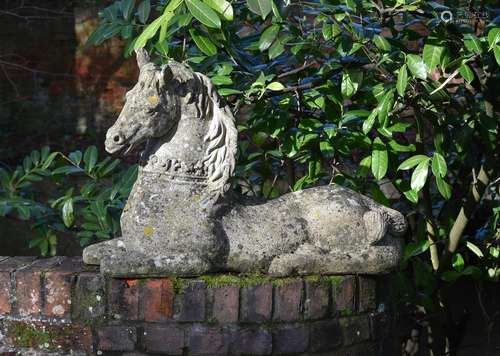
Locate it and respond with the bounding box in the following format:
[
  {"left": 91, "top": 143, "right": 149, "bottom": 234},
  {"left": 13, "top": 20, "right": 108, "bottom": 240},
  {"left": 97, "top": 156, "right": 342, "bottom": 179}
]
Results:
[
  {"left": 341, "top": 69, "right": 363, "bottom": 97},
  {"left": 410, "top": 159, "right": 429, "bottom": 192},
  {"left": 189, "top": 28, "right": 217, "bottom": 56},
  {"left": 246, "top": 0, "right": 272, "bottom": 19},
  {"left": 121, "top": 0, "right": 135, "bottom": 20},
  {"left": 186, "top": 0, "right": 221, "bottom": 28},
  {"left": 62, "top": 198, "right": 74, "bottom": 228},
  {"left": 398, "top": 155, "right": 429, "bottom": 170},
  {"left": 423, "top": 44, "right": 444, "bottom": 73},
  {"left": 134, "top": 12, "right": 169, "bottom": 49},
  {"left": 377, "top": 90, "right": 395, "bottom": 126},
  {"left": 464, "top": 34, "right": 482, "bottom": 54},
  {"left": 322, "top": 22, "right": 332, "bottom": 40},
  {"left": 259, "top": 24, "right": 279, "bottom": 51},
  {"left": 373, "top": 35, "right": 390, "bottom": 52},
  {"left": 268, "top": 36, "right": 285, "bottom": 59},
  {"left": 362, "top": 109, "right": 377, "bottom": 134},
  {"left": 407, "top": 54, "right": 428, "bottom": 80},
  {"left": 431, "top": 152, "right": 447, "bottom": 178},
  {"left": 452, "top": 253, "right": 464, "bottom": 272},
  {"left": 267, "top": 82, "right": 285, "bottom": 91},
  {"left": 459, "top": 63, "right": 474, "bottom": 83},
  {"left": 137, "top": 0, "right": 151, "bottom": 23},
  {"left": 371, "top": 137, "right": 388, "bottom": 180},
  {"left": 204, "top": 0, "right": 233, "bottom": 21},
  {"left": 397, "top": 64, "right": 408, "bottom": 97},
  {"left": 436, "top": 176, "right": 452, "bottom": 199},
  {"left": 83, "top": 146, "right": 98, "bottom": 173}
]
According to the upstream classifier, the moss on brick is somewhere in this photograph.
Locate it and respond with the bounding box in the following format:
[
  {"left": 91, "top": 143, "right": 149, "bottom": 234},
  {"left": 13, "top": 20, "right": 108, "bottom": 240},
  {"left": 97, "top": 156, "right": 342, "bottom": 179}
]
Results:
[{"left": 12, "top": 323, "right": 54, "bottom": 349}]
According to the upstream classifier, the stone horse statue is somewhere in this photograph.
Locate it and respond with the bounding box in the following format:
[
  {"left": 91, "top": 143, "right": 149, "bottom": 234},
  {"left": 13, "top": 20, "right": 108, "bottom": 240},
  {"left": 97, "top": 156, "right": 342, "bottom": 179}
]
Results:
[{"left": 83, "top": 49, "right": 407, "bottom": 277}]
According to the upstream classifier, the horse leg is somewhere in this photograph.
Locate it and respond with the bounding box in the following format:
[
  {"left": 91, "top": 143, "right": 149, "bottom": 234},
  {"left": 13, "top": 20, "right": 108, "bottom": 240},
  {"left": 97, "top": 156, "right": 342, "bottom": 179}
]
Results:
[{"left": 268, "top": 240, "right": 403, "bottom": 276}]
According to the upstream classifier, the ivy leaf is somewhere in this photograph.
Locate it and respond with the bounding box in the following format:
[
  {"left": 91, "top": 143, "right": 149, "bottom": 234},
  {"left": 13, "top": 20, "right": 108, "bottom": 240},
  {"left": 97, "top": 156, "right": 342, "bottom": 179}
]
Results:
[
  {"left": 431, "top": 152, "right": 447, "bottom": 178},
  {"left": 410, "top": 159, "right": 430, "bottom": 192},
  {"left": 204, "top": 0, "right": 233, "bottom": 21},
  {"left": 259, "top": 24, "right": 279, "bottom": 51},
  {"left": 246, "top": 0, "right": 272, "bottom": 19},
  {"left": 189, "top": 28, "right": 217, "bottom": 56},
  {"left": 371, "top": 137, "right": 388, "bottom": 180},
  {"left": 397, "top": 64, "right": 408, "bottom": 97},
  {"left": 407, "top": 54, "right": 428, "bottom": 80},
  {"left": 341, "top": 69, "right": 363, "bottom": 97},
  {"left": 137, "top": 0, "right": 151, "bottom": 24},
  {"left": 186, "top": 0, "right": 221, "bottom": 28},
  {"left": 398, "top": 155, "right": 429, "bottom": 170},
  {"left": 423, "top": 44, "right": 444, "bottom": 73}
]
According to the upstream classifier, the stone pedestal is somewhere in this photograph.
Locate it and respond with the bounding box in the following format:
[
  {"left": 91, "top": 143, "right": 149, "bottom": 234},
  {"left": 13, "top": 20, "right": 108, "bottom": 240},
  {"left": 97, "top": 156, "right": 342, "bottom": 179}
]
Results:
[{"left": 0, "top": 256, "right": 393, "bottom": 355}]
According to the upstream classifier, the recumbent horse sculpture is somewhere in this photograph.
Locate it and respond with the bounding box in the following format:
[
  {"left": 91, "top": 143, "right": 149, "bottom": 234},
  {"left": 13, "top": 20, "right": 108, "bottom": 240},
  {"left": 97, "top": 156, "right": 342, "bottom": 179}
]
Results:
[{"left": 83, "top": 49, "right": 407, "bottom": 277}]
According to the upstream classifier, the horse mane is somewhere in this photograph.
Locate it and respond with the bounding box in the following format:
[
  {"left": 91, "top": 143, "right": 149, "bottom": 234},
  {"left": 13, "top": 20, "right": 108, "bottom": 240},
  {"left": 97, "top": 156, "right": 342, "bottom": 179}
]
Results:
[{"left": 161, "top": 62, "right": 238, "bottom": 199}]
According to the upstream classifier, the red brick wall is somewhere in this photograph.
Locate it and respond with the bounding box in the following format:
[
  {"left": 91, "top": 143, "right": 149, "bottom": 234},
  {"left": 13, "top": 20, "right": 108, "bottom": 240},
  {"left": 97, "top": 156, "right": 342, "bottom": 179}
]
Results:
[{"left": 0, "top": 256, "right": 382, "bottom": 355}]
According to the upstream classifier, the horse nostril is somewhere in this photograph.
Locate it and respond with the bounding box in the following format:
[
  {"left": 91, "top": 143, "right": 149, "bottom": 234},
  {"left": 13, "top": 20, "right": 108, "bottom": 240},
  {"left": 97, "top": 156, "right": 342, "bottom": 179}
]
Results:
[{"left": 113, "top": 135, "right": 121, "bottom": 143}]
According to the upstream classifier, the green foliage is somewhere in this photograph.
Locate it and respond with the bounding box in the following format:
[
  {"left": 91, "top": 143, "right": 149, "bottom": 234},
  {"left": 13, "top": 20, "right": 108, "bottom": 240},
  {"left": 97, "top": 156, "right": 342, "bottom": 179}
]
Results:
[
  {"left": 85, "top": 0, "right": 498, "bottom": 351},
  {"left": 0, "top": 146, "right": 137, "bottom": 255}
]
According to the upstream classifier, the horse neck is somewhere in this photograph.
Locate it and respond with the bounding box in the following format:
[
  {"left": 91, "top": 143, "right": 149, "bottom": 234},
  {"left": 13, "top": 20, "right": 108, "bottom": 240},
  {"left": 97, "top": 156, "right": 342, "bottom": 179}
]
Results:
[{"left": 143, "top": 104, "right": 211, "bottom": 180}]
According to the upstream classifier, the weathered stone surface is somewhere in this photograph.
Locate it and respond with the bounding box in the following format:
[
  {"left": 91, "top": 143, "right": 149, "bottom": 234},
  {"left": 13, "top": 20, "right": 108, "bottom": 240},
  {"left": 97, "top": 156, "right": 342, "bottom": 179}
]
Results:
[
  {"left": 83, "top": 49, "right": 407, "bottom": 277},
  {"left": 73, "top": 272, "right": 106, "bottom": 322},
  {"left": 339, "top": 315, "right": 371, "bottom": 346}
]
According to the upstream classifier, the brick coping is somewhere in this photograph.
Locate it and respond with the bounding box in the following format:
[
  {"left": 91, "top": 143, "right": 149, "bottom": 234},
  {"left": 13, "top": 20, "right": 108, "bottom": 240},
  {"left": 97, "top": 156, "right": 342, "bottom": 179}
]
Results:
[{"left": 0, "top": 256, "right": 381, "bottom": 355}]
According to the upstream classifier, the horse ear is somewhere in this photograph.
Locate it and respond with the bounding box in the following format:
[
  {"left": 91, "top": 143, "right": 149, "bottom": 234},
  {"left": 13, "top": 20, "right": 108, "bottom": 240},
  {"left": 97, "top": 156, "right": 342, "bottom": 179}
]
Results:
[
  {"left": 135, "top": 48, "right": 150, "bottom": 68},
  {"left": 158, "top": 65, "right": 173, "bottom": 87}
]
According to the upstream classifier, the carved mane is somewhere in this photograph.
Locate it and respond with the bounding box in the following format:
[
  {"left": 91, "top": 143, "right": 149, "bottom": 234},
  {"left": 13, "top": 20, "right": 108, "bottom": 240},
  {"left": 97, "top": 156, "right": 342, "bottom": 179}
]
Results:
[{"left": 162, "top": 62, "right": 238, "bottom": 199}]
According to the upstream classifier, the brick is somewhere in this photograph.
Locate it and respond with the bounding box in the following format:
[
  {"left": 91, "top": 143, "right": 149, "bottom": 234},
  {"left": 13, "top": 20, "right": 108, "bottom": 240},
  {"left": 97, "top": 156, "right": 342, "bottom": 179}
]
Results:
[
  {"left": 240, "top": 284, "right": 272, "bottom": 323},
  {"left": 229, "top": 327, "right": 272, "bottom": 355},
  {"left": 188, "top": 324, "right": 227, "bottom": 355},
  {"left": 273, "top": 325, "right": 309, "bottom": 354},
  {"left": 15, "top": 270, "right": 41, "bottom": 316},
  {"left": 358, "top": 277, "right": 377, "bottom": 312},
  {"left": 211, "top": 285, "right": 239, "bottom": 323},
  {"left": 0, "top": 271, "right": 12, "bottom": 315},
  {"left": 333, "top": 276, "right": 356, "bottom": 315},
  {"left": 97, "top": 326, "right": 137, "bottom": 351},
  {"left": 144, "top": 278, "right": 174, "bottom": 321},
  {"left": 339, "top": 315, "right": 371, "bottom": 346},
  {"left": 73, "top": 272, "right": 106, "bottom": 321},
  {"left": 335, "top": 341, "right": 378, "bottom": 356},
  {"left": 174, "top": 280, "right": 206, "bottom": 322},
  {"left": 273, "top": 280, "right": 302, "bottom": 322},
  {"left": 310, "top": 320, "right": 342, "bottom": 352},
  {"left": 143, "top": 324, "right": 184, "bottom": 355},
  {"left": 304, "top": 279, "right": 330, "bottom": 320},
  {"left": 109, "top": 278, "right": 140, "bottom": 320},
  {"left": 43, "top": 268, "right": 76, "bottom": 318},
  {"left": 0, "top": 257, "right": 37, "bottom": 272}
]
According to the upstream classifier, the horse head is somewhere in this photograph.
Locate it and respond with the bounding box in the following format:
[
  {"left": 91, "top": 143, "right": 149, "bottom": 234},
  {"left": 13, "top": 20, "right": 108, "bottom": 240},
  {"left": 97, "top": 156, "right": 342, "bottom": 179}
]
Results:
[{"left": 105, "top": 49, "right": 179, "bottom": 155}]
